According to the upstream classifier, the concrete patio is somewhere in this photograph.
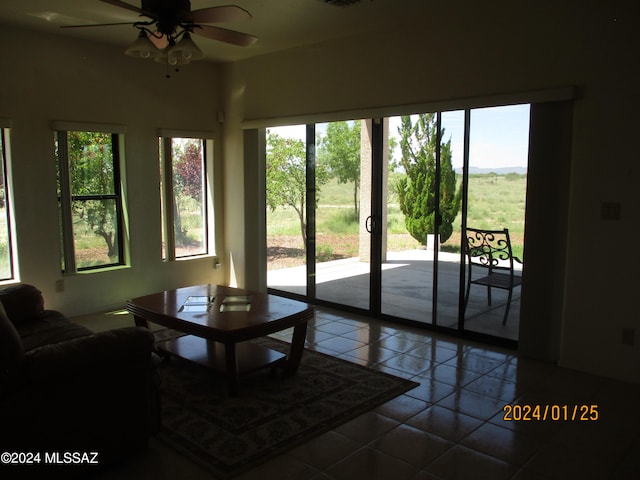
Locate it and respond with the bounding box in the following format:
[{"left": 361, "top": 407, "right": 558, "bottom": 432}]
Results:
[{"left": 268, "top": 249, "right": 521, "bottom": 342}]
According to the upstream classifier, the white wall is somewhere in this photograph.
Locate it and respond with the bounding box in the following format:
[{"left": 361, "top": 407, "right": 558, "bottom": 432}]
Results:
[
  {"left": 223, "top": 0, "right": 640, "bottom": 383},
  {"left": 0, "top": 26, "right": 225, "bottom": 316}
]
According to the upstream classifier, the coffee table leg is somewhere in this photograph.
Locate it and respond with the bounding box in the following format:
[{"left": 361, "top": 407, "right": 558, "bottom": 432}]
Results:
[
  {"left": 283, "top": 321, "right": 308, "bottom": 376},
  {"left": 133, "top": 315, "right": 149, "bottom": 328},
  {"left": 225, "top": 342, "right": 239, "bottom": 396}
]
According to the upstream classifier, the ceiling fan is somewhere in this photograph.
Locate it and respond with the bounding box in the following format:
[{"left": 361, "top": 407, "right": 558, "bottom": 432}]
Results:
[{"left": 62, "top": 0, "right": 257, "bottom": 66}]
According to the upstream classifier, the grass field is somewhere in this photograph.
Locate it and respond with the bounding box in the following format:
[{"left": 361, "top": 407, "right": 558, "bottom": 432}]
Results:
[
  {"left": 267, "top": 172, "right": 527, "bottom": 267},
  {"left": 0, "top": 175, "right": 526, "bottom": 276},
  {"left": 67, "top": 195, "right": 207, "bottom": 268}
]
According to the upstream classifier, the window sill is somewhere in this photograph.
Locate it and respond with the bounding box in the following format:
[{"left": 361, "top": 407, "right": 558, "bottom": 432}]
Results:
[
  {"left": 74, "top": 264, "right": 131, "bottom": 275},
  {"left": 163, "top": 254, "right": 219, "bottom": 265}
]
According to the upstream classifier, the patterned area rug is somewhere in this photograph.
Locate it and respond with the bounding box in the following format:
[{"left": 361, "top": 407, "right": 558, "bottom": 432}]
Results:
[{"left": 153, "top": 331, "right": 419, "bottom": 478}]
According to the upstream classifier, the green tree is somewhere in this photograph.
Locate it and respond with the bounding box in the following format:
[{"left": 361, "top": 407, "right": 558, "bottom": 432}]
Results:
[
  {"left": 66, "top": 131, "right": 118, "bottom": 258},
  {"left": 396, "top": 114, "right": 460, "bottom": 244},
  {"left": 317, "top": 121, "right": 361, "bottom": 219},
  {"left": 266, "top": 131, "right": 329, "bottom": 252},
  {"left": 172, "top": 139, "right": 203, "bottom": 244},
  {"left": 174, "top": 140, "right": 203, "bottom": 202}
]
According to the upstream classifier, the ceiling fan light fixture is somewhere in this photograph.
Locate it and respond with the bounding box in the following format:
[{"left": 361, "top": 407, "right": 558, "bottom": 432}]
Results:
[
  {"left": 154, "top": 53, "right": 191, "bottom": 66},
  {"left": 124, "top": 30, "right": 160, "bottom": 59},
  {"left": 62, "top": 2, "right": 257, "bottom": 72},
  {"left": 169, "top": 32, "right": 204, "bottom": 61},
  {"left": 149, "top": 32, "right": 170, "bottom": 50}
]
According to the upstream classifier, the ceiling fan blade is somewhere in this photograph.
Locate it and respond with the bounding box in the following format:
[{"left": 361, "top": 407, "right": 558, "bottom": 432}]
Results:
[
  {"left": 193, "top": 25, "right": 257, "bottom": 47},
  {"left": 99, "top": 0, "right": 144, "bottom": 15},
  {"left": 186, "top": 5, "right": 252, "bottom": 24},
  {"left": 60, "top": 22, "right": 136, "bottom": 29}
]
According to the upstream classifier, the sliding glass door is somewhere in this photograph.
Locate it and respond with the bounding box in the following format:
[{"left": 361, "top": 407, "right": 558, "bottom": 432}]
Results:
[
  {"left": 381, "top": 114, "right": 441, "bottom": 324},
  {"left": 265, "top": 125, "right": 308, "bottom": 297},
  {"left": 266, "top": 104, "right": 529, "bottom": 343},
  {"left": 314, "top": 120, "right": 370, "bottom": 310},
  {"left": 435, "top": 110, "right": 466, "bottom": 330},
  {"left": 379, "top": 111, "right": 465, "bottom": 329},
  {"left": 462, "top": 105, "right": 529, "bottom": 341},
  {"left": 265, "top": 120, "right": 374, "bottom": 310}
]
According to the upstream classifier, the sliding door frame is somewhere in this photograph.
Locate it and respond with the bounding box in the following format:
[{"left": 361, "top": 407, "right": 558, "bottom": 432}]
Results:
[
  {"left": 369, "top": 118, "right": 384, "bottom": 314},
  {"left": 262, "top": 87, "right": 575, "bottom": 351},
  {"left": 305, "top": 124, "right": 317, "bottom": 300}
]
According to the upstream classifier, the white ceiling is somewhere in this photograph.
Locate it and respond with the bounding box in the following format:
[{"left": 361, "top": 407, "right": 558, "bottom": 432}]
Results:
[{"left": 0, "top": 0, "right": 432, "bottom": 63}]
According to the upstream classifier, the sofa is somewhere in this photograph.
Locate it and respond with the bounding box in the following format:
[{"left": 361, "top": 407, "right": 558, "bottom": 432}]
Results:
[{"left": 0, "top": 284, "right": 159, "bottom": 474}]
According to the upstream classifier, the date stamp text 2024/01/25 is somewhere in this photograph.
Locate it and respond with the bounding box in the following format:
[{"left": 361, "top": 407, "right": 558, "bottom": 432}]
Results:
[{"left": 503, "top": 404, "right": 599, "bottom": 422}]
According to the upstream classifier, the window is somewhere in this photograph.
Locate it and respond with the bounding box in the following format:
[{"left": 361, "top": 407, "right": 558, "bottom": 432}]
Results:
[
  {"left": 159, "top": 135, "right": 212, "bottom": 260},
  {"left": 0, "top": 126, "right": 16, "bottom": 280},
  {"left": 56, "top": 129, "right": 126, "bottom": 272}
]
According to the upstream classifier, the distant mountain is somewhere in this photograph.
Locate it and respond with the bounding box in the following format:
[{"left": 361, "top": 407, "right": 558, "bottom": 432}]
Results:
[{"left": 455, "top": 166, "right": 527, "bottom": 175}]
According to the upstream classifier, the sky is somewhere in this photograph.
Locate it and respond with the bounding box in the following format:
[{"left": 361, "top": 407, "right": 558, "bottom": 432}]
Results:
[
  {"left": 268, "top": 103, "right": 531, "bottom": 171},
  {"left": 442, "top": 104, "right": 530, "bottom": 170}
]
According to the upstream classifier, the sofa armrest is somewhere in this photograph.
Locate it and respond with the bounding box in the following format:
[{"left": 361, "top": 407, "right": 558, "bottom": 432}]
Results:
[
  {"left": 25, "top": 327, "right": 154, "bottom": 383},
  {"left": 0, "top": 284, "right": 45, "bottom": 325}
]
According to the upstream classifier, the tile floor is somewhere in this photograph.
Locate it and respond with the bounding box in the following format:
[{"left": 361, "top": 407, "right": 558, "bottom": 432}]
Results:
[{"left": 79, "top": 307, "right": 640, "bottom": 480}]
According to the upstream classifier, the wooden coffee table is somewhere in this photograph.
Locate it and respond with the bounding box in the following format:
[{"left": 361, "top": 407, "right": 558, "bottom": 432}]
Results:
[{"left": 126, "top": 284, "right": 314, "bottom": 396}]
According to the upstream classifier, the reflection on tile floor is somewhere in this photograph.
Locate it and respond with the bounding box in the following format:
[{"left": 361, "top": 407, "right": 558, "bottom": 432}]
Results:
[{"left": 81, "top": 307, "right": 640, "bottom": 480}]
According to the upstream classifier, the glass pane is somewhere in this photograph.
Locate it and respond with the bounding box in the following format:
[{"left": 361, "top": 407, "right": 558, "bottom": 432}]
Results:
[
  {"left": 266, "top": 125, "right": 308, "bottom": 296},
  {"left": 0, "top": 133, "right": 12, "bottom": 280},
  {"left": 171, "top": 138, "right": 207, "bottom": 257},
  {"left": 437, "top": 110, "right": 465, "bottom": 329},
  {"left": 463, "top": 104, "right": 529, "bottom": 341},
  {"left": 159, "top": 138, "right": 167, "bottom": 260},
  {"left": 315, "top": 120, "right": 369, "bottom": 309},
  {"left": 72, "top": 199, "right": 119, "bottom": 269},
  {"left": 381, "top": 114, "right": 437, "bottom": 323},
  {"left": 67, "top": 131, "right": 115, "bottom": 195}
]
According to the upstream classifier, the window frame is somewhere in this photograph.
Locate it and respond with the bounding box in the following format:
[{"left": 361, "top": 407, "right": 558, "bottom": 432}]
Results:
[
  {"left": 56, "top": 127, "right": 127, "bottom": 273},
  {"left": 159, "top": 131, "right": 215, "bottom": 261},
  {"left": 0, "top": 123, "right": 17, "bottom": 281}
]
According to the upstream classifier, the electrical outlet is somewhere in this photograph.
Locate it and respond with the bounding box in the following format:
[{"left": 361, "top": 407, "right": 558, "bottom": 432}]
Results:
[
  {"left": 55, "top": 279, "right": 65, "bottom": 292},
  {"left": 601, "top": 202, "right": 621, "bottom": 220},
  {"left": 621, "top": 328, "right": 635, "bottom": 346}
]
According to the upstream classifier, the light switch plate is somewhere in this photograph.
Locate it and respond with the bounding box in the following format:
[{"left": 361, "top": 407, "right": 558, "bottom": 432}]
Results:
[{"left": 601, "top": 202, "right": 621, "bottom": 220}]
